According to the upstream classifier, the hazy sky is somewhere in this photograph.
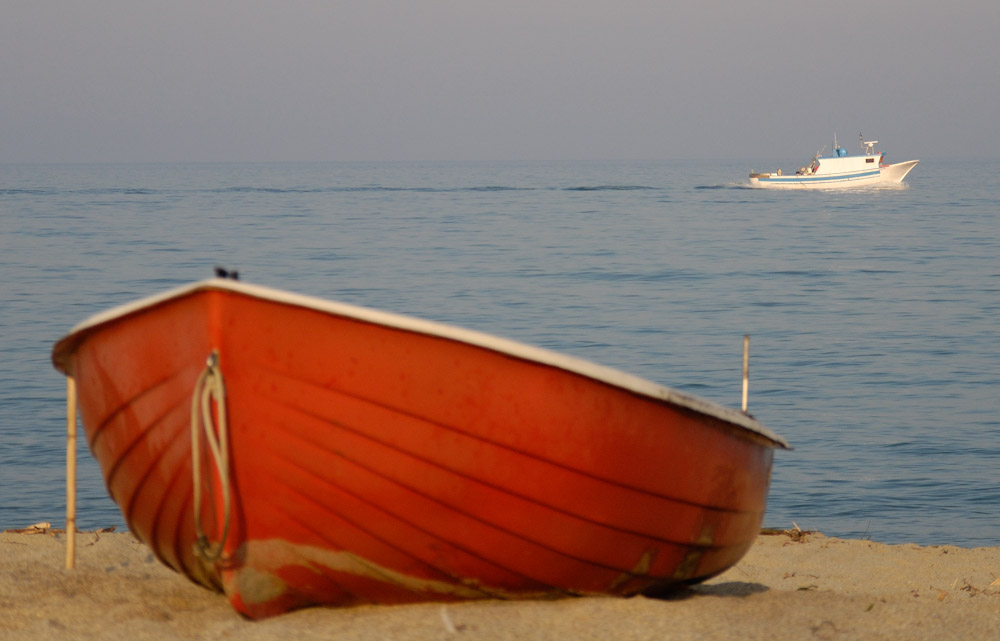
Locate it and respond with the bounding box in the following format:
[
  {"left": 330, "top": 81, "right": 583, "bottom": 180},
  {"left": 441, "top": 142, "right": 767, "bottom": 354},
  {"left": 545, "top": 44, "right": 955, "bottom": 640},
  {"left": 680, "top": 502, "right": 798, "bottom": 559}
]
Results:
[{"left": 2, "top": 1, "right": 997, "bottom": 162}]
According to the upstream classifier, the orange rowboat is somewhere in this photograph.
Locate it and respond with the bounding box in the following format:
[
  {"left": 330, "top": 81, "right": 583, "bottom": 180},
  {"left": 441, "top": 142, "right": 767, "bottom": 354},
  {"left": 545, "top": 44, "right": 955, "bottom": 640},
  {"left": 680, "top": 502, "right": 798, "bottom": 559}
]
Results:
[{"left": 52, "top": 279, "right": 787, "bottom": 619}]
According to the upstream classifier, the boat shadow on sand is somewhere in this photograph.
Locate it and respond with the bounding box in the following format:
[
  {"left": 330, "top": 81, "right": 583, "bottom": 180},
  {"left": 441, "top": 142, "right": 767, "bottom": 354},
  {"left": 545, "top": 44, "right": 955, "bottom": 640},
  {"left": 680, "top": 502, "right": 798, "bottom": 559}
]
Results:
[{"left": 643, "top": 581, "right": 770, "bottom": 601}]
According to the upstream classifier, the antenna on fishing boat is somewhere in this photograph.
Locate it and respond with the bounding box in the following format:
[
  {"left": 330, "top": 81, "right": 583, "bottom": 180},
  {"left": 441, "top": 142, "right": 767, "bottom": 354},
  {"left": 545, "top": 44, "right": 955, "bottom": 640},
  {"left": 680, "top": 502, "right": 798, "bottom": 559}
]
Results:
[
  {"left": 742, "top": 335, "right": 749, "bottom": 414},
  {"left": 859, "top": 132, "right": 878, "bottom": 155}
]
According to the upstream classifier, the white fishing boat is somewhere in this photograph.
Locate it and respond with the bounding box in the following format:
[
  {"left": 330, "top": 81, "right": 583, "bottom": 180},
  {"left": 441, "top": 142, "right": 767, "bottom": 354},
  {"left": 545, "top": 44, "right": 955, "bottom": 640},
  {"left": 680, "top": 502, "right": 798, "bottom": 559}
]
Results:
[{"left": 749, "top": 134, "right": 918, "bottom": 189}]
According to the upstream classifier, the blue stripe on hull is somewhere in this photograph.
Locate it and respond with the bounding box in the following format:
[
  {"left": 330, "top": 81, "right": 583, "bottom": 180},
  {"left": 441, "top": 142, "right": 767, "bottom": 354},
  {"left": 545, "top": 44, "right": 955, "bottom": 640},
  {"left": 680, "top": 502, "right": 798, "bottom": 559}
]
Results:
[{"left": 758, "top": 169, "right": 881, "bottom": 185}]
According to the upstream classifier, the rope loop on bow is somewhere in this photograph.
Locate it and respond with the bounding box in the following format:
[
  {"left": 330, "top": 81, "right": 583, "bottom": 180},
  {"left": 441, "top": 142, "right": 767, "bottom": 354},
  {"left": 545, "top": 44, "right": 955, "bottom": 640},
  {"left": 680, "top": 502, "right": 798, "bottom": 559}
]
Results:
[{"left": 191, "top": 350, "right": 232, "bottom": 563}]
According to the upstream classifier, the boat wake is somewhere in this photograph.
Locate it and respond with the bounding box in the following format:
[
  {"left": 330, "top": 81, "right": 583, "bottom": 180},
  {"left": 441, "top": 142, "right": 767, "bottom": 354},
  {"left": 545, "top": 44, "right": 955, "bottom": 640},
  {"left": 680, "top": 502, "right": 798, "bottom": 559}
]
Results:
[
  {"left": 695, "top": 183, "right": 755, "bottom": 190},
  {"left": 563, "top": 185, "right": 658, "bottom": 191}
]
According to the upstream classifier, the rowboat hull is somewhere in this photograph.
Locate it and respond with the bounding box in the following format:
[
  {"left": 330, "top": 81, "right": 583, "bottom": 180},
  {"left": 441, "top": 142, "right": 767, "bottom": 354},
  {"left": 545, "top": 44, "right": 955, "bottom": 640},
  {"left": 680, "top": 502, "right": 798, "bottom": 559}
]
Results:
[{"left": 52, "top": 280, "right": 787, "bottom": 619}]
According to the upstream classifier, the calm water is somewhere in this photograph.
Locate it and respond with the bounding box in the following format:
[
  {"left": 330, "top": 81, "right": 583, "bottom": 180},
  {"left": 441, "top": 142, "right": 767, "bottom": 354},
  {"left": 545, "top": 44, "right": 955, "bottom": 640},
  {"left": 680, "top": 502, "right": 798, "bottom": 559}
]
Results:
[{"left": 1, "top": 159, "right": 997, "bottom": 547}]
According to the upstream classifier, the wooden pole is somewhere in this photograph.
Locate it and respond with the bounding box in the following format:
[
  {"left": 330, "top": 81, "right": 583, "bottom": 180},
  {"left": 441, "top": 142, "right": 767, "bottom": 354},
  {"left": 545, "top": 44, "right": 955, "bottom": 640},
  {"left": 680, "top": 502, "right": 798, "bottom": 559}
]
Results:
[
  {"left": 742, "top": 335, "right": 749, "bottom": 414},
  {"left": 65, "top": 376, "right": 77, "bottom": 570}
]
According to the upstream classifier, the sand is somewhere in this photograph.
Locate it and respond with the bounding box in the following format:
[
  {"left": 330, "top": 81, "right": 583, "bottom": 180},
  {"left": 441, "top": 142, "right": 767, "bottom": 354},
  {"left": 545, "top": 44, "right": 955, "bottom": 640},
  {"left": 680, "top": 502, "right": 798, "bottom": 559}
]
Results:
[{"left": 2, "top": 529, "right": 998, "bottom": 640}]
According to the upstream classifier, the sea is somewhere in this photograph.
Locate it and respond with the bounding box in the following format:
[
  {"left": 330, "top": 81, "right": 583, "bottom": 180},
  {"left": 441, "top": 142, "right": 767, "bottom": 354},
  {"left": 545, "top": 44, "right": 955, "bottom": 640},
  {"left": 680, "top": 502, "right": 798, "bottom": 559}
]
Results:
[{"left": 1, "top": 159, "right": 997, "bottom": 548}]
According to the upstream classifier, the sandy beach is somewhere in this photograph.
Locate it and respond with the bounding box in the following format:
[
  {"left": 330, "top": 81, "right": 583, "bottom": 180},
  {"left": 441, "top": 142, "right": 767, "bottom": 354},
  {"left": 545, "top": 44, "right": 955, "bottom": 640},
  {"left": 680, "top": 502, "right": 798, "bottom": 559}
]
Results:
[{"left": 2, "top": 529, "right": 997, "bottom": 640}]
